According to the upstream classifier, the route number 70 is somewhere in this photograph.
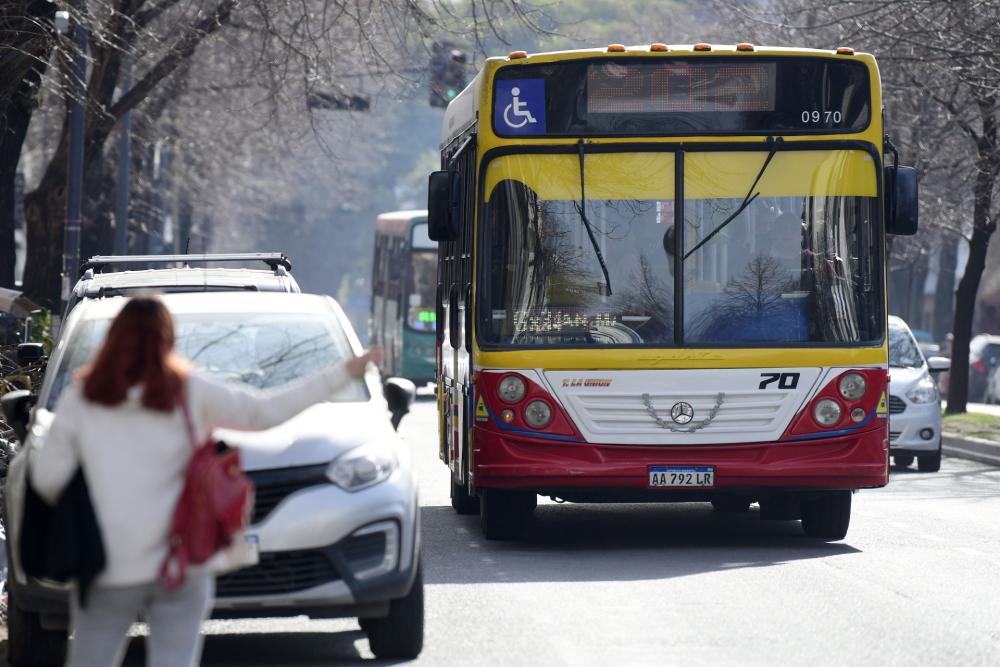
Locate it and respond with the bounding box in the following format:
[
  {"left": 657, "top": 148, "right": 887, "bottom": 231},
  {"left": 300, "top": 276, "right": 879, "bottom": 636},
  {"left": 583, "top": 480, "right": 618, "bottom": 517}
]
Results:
[{"left": 759, "top": 372, "right": 800, "bottom": 390}]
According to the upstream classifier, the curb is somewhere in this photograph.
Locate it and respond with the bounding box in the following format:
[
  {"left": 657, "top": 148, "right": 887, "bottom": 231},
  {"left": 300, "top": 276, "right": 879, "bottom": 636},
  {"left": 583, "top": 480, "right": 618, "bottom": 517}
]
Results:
[{"left": 942, "top": 431, "right": 1000, "bottom": 467}]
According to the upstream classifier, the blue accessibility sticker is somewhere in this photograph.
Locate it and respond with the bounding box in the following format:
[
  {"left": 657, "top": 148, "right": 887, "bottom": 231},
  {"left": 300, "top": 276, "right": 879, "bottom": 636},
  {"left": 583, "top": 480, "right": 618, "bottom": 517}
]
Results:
[{"left": 494, "top": 79, "right": 546, "bottom": 135}]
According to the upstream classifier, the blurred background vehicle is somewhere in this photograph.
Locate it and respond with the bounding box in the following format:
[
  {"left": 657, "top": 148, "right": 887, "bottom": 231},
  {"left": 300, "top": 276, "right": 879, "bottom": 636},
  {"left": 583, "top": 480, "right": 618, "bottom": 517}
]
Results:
[
  {"left": 887, "top": 316, "right": 950, "bottom": 472},
  {"left": 983, "top": 364, "right": 1000, "bottom": 404},
  {"left": 369, "top": 211, "right": 437, "bottom": 387},
  {"left": 968, "top": 334, "right": 1000, "bottom": 402},
  {"left": 3, "top": 292, "right": 423, "bottom": 663}
]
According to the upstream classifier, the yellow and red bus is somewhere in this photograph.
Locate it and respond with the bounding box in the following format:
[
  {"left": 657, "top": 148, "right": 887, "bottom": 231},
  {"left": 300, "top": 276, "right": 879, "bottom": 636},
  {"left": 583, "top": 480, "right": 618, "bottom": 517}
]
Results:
[{"left": 426, "top": 43, "right": 918, "bottom": 540}]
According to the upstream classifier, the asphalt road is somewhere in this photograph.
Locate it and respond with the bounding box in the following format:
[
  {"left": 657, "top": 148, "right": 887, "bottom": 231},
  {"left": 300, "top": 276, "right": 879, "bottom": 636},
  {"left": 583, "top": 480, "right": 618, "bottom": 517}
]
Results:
[{"left": 120, "top": 398, "right": 1000, "bottom": 666}]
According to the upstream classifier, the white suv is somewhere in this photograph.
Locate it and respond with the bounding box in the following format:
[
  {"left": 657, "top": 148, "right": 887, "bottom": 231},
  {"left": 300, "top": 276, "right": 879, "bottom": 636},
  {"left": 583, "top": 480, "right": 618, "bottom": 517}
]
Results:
[
  {"left": 887, "top": 316, "right": 950, "bottom": 472},
  {"left": 3, "top": 292, "right": 422, "bottom": 664}
]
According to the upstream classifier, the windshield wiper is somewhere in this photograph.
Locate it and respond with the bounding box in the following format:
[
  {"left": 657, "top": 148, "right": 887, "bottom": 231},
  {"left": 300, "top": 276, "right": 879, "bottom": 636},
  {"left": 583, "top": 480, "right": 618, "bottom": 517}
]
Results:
[
  {"left": 575, "top": 140, "right": 613, "bottom": 296},
  {"left": 683, "top": 137, "right": 783, "bottom": 261}
]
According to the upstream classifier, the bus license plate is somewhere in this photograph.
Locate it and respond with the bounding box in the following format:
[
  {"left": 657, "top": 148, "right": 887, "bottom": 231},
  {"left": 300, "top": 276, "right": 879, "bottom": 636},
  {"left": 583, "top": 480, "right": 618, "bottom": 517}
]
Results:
[{"left": 648, "top": 466, "right": 714, "bottom": 488}]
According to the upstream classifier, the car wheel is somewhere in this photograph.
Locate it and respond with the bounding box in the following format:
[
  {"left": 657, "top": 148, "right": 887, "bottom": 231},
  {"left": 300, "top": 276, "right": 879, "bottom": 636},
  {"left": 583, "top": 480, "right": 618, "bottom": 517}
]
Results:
[
  {"left": 918, "top": 449, "right": 942, "bottom": 473},
  {"left": 800, "top": 491, "right": 851, "bottom": 541},
  {"left": 6, "top": 590, "right": 67, "bottom": 667},
  {"left": 711, "top": 497, "right": 752, "bottom": 513},
  {"left": 365, "top": 563, "right": 424, "bottom": 660},
  {"left": 480, "top": 488, "right": 536, "bottom": 540},
  {"left": 893, "top": 454, "right": 914, "bottom": 468},
  {"left": 451, "top": 476, "right": 479, "bottom": 515}
]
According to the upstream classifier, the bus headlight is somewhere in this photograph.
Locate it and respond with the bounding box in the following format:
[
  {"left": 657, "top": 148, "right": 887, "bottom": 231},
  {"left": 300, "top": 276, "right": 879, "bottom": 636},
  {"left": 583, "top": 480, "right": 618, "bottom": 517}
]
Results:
[
  {"left": 523, "top": 400, "right": 553, "bottom": 428},
  {"left": 838, "top": 373, "right": 867, "bottom": 400},
  {"left": 813, "top": 399, "right": 842, "bottom": 427},
  {"left": 326, "top": 443, "right": 396, "bottom": 491},
  {"left": 498, "top": 375, "right": 526, "bottom": 403}
]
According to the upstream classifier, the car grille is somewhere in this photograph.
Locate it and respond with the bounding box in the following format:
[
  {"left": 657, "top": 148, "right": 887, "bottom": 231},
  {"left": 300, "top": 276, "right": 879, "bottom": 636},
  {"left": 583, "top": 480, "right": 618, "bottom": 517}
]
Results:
[
  {"left": 888, "top": 395, "right": 906, "bottom": 414},
  {"left": 889, "top": 431, "right": 901, "bottom": 442},
  {"left": 247, "top": 464, "right": 328, "bottom": 524},
  {"left": 215, "top": 549, "right": 341, "bottom": 598}
]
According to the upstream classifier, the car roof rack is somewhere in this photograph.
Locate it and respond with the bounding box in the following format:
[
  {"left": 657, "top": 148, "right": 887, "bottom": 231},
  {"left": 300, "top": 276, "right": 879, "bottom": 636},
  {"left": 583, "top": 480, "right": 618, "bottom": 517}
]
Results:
[{"left": 79, "top": 253, "right": 292, "bottom": 277}]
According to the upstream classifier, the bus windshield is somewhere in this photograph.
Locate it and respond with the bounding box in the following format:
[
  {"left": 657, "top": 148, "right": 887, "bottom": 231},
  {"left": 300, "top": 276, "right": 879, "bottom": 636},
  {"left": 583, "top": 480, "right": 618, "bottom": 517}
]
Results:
[{"left": 482, "top": 149, "right": 882, "bottom": 347}]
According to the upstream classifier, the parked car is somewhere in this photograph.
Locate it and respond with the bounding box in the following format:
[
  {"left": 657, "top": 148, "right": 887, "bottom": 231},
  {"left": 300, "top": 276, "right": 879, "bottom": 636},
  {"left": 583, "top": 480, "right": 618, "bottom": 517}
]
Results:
[
  {"left": 2, "top": 292, "right": 422, "bottom": 664},
  {"left": 887, "top": 316, "right": 950, "bottom": 472},
  {"left": 64, "top": 252, "right": 300, "bottom": 316},
  {"left": 969, "top": 334, "right": 1000, "bottom": 402}
]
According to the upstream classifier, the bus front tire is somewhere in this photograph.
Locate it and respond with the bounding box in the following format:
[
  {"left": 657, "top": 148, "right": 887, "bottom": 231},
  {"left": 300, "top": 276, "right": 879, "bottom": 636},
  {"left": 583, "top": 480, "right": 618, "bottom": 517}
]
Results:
[
  {"left": 711, "top": 496, "right": 752, "bottom": 513},
  {"left": 480, "top": 488, "right": 536, "bottom": 540},
  {"left": 800, "top": 491, "right": 851, "bottom": 541},
  {"left": 451, "top": 477, "right": 480, "bottom": 515}
]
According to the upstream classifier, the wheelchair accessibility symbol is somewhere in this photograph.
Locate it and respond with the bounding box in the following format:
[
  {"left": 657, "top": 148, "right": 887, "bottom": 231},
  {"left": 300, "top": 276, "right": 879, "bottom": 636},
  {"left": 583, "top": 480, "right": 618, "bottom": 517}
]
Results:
[
  {"left": 504, "top": 87, "right": 537, "bottom": 128},
  {"left": 495, "top": 79, "right": 546, "bottom": 135}
]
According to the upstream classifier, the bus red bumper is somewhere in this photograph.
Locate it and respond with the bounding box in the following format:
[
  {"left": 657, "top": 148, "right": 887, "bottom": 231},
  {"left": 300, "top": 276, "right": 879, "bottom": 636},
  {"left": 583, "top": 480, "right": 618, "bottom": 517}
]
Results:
[{"left": 471, "top": 427, "right": 889, "bottom": 492}]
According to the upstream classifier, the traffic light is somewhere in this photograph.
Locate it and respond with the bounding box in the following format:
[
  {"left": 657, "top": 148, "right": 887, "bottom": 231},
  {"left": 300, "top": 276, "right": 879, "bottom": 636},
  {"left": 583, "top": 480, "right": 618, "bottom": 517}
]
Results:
[{"left": 430, "top": 41, "right": 467, "bottom": 108}]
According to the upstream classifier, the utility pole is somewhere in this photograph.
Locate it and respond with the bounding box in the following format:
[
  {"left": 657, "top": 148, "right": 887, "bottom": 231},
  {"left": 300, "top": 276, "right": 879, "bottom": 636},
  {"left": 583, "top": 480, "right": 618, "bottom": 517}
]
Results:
[
  {"left": 57, "top": 8, "right": 87, "bottom": 312},
  {"left": 114, "top": 53, "right": 132, "bottom": 256}
]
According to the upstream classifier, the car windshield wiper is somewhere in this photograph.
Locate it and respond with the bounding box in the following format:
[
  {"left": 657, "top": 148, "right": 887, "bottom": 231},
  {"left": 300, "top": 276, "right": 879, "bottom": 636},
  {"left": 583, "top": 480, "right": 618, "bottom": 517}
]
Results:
[
  {"left": 683, "top": 137, "right": 783, "bottom": 261},
  {"left": 575, "top": 140, "right": 613, "bottom": 296}
]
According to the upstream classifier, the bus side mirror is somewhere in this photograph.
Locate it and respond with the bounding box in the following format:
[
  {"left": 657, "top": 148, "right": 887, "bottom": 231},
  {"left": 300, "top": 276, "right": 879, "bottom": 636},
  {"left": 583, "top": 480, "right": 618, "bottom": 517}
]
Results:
[
  {"left": 427, "top": 170, "right": 459, "bottom": 241},
  {"left": 885, "top": 165, "right": 918, "bottom": 236}
]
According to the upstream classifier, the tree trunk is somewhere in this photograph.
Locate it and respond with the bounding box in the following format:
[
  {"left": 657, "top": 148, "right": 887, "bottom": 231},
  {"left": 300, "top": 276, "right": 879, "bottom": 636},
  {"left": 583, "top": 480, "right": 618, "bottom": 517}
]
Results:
[
  {"left": 946, "top": 143, "right": 998, "bottom": 413},
  {"left": 22, "top": 153, "right": 69, "bottom": 311},
  {"left": 933, "top": 235, "right": 958, "bottom": 342},
  {"left": 0, "top": 109, "right": 30, "bottom": 289}
]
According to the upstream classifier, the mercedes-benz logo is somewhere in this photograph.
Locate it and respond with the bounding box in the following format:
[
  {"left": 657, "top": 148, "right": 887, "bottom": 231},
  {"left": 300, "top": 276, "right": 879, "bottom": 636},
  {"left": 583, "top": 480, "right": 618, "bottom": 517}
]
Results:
[{"left": 670, "top": 401, "right": 695, "bottom": 425}]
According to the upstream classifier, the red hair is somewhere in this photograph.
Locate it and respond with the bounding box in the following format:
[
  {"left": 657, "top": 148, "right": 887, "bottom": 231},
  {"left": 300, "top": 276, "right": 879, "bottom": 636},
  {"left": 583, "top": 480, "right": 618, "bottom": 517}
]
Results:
[{"left": 81, "top": 296, "right": 187, "bottom": 411}]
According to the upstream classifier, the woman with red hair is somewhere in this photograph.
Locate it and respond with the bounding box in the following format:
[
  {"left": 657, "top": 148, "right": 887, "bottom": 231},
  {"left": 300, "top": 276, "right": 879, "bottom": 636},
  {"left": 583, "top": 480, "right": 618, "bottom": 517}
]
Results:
[{"left": 29, "top": 296, "right": 377, "bottom": 667}]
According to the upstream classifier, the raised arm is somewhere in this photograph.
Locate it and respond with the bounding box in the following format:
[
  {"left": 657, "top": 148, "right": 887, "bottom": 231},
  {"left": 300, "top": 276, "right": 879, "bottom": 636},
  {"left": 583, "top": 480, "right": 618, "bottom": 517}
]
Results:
[{"left": 191, "top": 350, "right": 377, "bottom": 433}]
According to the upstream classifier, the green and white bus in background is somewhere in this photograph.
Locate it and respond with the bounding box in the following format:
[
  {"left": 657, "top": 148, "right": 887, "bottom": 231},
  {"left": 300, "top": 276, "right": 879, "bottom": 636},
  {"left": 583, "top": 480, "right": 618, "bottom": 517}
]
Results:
[{"left": 370, "top": 210, "right": 437, "bottom": 384}]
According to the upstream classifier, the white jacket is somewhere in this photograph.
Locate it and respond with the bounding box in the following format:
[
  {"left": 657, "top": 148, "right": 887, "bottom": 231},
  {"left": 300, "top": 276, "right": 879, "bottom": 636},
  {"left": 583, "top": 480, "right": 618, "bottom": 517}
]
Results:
[{"left": 29, "top": 363, "right": 351, "bottom": 586}]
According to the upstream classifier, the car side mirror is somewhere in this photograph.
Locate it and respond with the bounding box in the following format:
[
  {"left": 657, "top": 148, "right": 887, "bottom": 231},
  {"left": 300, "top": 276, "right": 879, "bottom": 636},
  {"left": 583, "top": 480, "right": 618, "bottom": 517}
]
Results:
[
  {"left": 885, "top": 165, "right": 918, "bottom": 235},
  {"left": 384, "top": 377, "right": 417, "bottom": 431},
  {"left": 427, "top": 170, "right": 459, "bottom": 241},
  {"left": 926, "top": 356, "right": 951, "bottom": 373},
  {"left": 16, "top": 342, "right": 45, "bottom": 366},
  {"left": 2, "top": 390, "right": 37, "bottom": 442}
]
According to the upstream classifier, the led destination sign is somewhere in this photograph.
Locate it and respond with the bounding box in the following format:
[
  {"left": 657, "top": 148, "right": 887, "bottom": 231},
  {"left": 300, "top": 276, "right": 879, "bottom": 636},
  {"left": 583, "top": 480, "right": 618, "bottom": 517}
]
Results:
[{"left": 492, "top": 57, "right": 871, "bottom": 136}]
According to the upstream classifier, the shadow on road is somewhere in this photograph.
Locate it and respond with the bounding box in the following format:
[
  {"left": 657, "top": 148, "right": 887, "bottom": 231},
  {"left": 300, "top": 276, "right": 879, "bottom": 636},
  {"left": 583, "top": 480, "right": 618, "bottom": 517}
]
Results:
[{"left": 421, "top": 501, "right": 861, "bottom": 586}]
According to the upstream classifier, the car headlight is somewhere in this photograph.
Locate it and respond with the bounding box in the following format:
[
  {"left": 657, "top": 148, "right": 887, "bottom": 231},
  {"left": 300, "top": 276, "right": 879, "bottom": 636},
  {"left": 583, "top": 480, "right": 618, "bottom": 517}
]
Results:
[
  {"left": 906, "top": 376, "right": 939, "bottom": 404},
  {"left": 325, "top": 443, "right": 397, "bottom": 492}
]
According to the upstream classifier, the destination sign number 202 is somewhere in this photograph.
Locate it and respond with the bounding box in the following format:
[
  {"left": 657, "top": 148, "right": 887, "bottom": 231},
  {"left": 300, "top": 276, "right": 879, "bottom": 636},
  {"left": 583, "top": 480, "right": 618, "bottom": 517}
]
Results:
[{"left": 801, "top": 110, "right": 842, "bottom": 124}]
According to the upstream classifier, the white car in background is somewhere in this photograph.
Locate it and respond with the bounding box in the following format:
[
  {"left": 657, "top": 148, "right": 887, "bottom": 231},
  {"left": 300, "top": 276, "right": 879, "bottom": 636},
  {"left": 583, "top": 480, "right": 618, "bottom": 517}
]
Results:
[
  {"left": 887, "top": 316, "right": 950, "bottom": 472},
  {"left": 3, "top": 292, "right": 422, "bottom": 664}
]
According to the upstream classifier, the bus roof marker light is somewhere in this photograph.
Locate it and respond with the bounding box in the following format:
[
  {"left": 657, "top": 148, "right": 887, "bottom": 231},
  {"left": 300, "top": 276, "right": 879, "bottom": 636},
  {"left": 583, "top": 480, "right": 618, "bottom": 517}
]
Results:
[
  {"left": 693, "top": 43, "right": 712, "bottom": 51},
  {"left": 650, "top": 43, "right": 669, "bottom": 52},
  {"left": 607, "top": 44, "right": 626, "bottom": 52},
  {"left": 736, "top": 43, "right": 755, "bottom": 51},
  {"left": 508, "top": 50, "right": 528, "bottom": 59},
  {"left": 836, "top": 47, "right": 855, "bottom": 55}
]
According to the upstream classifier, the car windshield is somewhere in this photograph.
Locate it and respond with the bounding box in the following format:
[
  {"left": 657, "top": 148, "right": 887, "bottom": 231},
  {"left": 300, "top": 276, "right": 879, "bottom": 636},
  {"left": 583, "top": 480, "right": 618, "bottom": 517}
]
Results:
[
  {"left": 482, "top": 150, "right": 882, "bottom": 346},
  {"left": 46, "top": 312, "right": 367, "bottom": 409},
  {"left": 888, "top": 323, "right": 924, "bottom": 368}
]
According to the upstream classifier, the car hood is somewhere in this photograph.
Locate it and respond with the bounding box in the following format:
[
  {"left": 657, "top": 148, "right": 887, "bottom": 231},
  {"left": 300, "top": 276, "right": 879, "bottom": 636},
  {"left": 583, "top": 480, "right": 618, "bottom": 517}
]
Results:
[
  {"left": 216, "top": 401, "right": 397, "bottom": 471},
  {"left": 889, "top": 365, "right": 927, "bottom": 392}
]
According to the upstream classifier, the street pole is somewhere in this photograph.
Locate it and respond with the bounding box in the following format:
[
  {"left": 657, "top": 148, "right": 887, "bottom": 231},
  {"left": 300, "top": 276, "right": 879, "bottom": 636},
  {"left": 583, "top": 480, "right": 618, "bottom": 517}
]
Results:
[
  {"left": 114, "top": 53, "right": 132, "bottom": 257},
  {"left": 62, "top": 12, "right": 87, "bottom": 312}
]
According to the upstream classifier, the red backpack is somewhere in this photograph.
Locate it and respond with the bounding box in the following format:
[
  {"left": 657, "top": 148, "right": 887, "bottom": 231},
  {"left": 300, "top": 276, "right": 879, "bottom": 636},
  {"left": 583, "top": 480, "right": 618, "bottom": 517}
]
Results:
[{"left": 159, "top": 396, "right": 254, "bottom": 589}]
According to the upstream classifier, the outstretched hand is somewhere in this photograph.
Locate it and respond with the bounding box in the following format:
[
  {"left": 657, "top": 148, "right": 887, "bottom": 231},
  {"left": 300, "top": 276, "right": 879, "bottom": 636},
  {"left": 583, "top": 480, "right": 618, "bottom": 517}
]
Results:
[{"left": 345, "top": 348, "right": 384, "bottom": 378}]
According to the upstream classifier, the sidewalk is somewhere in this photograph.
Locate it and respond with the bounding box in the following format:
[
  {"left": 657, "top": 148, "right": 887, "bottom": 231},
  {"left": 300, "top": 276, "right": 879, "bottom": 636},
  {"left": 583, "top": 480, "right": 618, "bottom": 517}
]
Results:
[{"left": 941, "top": 402, "right": 1000, "bottom": 466}]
